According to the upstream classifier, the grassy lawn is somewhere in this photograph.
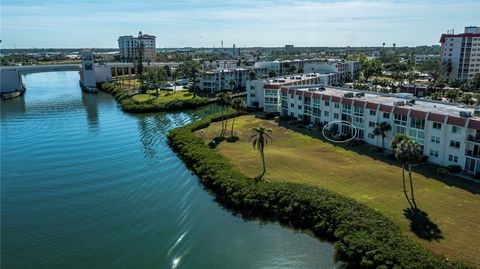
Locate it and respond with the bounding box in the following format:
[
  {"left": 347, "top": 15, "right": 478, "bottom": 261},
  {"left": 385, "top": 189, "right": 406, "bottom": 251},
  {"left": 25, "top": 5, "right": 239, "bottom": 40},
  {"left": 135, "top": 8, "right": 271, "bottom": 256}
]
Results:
[
  {"left": 198, "top": 115, "right": 480, "bottom": 267},
  {"left": 131, "top": 90, "right": 194, "bottom": 105}
]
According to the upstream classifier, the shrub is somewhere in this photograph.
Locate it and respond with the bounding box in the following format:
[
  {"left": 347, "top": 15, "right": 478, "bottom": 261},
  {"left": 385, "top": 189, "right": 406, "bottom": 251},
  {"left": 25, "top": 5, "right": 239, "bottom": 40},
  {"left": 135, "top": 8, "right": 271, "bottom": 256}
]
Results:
[
  {"left": 167, "top": 114, "right": 464, "bottom": 269},
  {"left": 447, "top": 165, "right": 462, "bottom": 173},
  {"left": 436, "top": 167, "right": 450, "bottom": 177}
]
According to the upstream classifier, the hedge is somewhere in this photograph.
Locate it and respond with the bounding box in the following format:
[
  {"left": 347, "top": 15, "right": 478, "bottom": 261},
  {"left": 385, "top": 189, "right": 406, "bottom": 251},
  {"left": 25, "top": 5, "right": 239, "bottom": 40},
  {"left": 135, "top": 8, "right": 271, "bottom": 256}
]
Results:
[
  {"left": 167, "top": 114, "right": 467, "bottom": 269},
  {"left": 98, "top": 82, "right": 209, "bottom": 113}
]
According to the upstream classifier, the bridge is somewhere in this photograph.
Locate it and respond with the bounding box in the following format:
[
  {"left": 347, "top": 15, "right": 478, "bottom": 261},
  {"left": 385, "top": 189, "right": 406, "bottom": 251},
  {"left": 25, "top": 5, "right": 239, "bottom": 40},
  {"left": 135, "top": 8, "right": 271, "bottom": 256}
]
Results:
[{"left": 0, "top": 61, "right": 181, "bottom": 97}]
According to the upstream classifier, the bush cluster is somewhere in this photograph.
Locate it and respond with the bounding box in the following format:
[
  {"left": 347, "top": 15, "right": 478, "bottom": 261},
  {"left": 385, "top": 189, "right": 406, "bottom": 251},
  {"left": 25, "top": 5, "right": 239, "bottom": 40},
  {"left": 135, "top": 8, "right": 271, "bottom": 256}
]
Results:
[
  {"left": 167, "top": 115, "right": 466, "bottom": 269},
  {"left": 98, "top": 82, "right": 209, "bottom": 113}
]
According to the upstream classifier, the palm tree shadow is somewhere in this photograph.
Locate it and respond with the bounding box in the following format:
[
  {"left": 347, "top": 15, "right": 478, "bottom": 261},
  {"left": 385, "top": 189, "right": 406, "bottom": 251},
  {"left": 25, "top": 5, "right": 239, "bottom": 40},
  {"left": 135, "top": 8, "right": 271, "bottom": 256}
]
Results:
[
  {"left": 226, "top": 136, "right": 239, "bottom": 143},
  {"left": 403, "top": 207, "right": 443, "bottom": 242}
]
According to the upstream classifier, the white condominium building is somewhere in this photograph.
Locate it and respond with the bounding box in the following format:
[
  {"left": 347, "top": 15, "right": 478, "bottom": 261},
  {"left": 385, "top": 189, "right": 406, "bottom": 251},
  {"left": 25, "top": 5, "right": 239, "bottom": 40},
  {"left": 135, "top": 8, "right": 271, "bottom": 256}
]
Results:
[
  {"left": 199, "top": 68, "right": 249, "bottom": 93},
  {"left": 118, "top": 31, "right": 156, "bottom": 63},
  {"left": 246, "top": 73, "right": 323, "bottom": 112},
  {"left": 270, "top": 84, "right": 480, "bottom": 175},
  {"left": 440, "top": 26, "right": 480, "bottom": 81}
]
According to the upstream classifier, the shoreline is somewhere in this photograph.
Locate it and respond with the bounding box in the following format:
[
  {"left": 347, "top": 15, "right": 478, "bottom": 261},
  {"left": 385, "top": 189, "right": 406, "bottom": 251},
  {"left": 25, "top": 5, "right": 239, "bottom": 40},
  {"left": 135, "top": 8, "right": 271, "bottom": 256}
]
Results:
[{"left": 167, "top": 113, "right": 468, "bottom": 269}]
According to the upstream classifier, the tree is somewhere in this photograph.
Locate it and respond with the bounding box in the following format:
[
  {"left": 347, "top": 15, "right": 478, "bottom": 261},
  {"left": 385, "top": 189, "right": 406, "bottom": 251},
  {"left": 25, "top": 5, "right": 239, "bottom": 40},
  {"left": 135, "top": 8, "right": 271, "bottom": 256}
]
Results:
[
  {"left": 361, "top": 58, "right": 383, "bottom": 81},
  {"left": 417, "top": 59, "right": 441, "bottom": 81},
  {"left": 249, "top": 70, "right": 257, "bottom": 80},
  {"left": 459, "top": 93, "right": 474, "bottom": 105},
  {"left": 217, "top": 92, "right": 233, "bottom": 138},
  {"left": 228, "top": 79, "right": 236, "bottom": 91},
  {"left": 444, "top": 89, "right": 460, "bottom": 102},
  {"left": 268, "top": 69, "right": 276, "bottom": 78},
  {"left": 391, "top": 134, "right": 411, "bottom": 205},
  {"left": 470, "top": 73, "right": 480, "bottom": 91},
  {"left": 394, "top": 139, "right": 422, "bottom": 209},
  {"left": 178, "top": 60, "right": 202, "bottom": 98},
  {"left": 136, "top": 41, "right": 146, "bottom": 93},
  {"left": 230, "top": 98, "right": 245, "bottom": 137},
  {"left": 373, "top": 122, "right": 392, "bottom": 151},
  {"left": 250, "top": 126, "right": 272, "bottom": 180}
]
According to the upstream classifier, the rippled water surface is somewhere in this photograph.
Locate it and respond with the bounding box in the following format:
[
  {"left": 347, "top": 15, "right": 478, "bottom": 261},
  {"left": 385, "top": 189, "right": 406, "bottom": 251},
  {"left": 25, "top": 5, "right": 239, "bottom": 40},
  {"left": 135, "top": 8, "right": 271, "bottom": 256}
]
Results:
[{"left": 1, "top": 71, "right": 338, "bottom": 269}]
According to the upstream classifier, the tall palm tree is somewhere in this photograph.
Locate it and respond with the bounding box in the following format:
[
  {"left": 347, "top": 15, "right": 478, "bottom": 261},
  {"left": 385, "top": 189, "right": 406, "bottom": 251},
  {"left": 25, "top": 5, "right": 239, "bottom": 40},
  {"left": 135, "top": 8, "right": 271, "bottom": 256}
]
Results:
[
  {"left": 250, "top": 126, "right": 272, "bottom": 180},
  {"left": 178, "top": 60, "right": 201, "bottom": 98},
  {"left": 216, "top": 92, "right": 232, "bottom": 138},
  {"left": 230, "top": 98, "right": 245, "bottom": 137},
  {"left": 373, "top": 122, "right": 392, "bottom": 151},
  {"left": 382, "top": 42, "right": 385, "bottom": 48},
  {"left": 392, "top": 134, "right": 411, "bottom": 205},
  {"left": 394, "top": 139, "right": 422, "bottom": 209}
]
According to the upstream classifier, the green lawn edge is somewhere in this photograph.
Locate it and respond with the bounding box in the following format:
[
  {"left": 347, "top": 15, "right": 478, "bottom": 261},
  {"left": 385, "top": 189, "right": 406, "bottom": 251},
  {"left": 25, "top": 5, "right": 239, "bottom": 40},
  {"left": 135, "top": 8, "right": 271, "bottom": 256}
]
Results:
[
  {"left": 167, "top": 113, "right": 468, "bottom": 269},
  {"left": 98, "top": 82, "right": 210, "bottom": 113}
]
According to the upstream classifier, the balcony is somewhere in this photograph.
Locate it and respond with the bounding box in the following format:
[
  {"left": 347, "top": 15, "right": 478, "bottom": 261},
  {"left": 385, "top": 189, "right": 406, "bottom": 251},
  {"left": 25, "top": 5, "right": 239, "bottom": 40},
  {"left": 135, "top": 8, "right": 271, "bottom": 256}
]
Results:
[
  {"left": 467, "top": 134, "right": 480, "bottom": 144},
  {"left": 466, "top": 150, "right": 480, "bottom": 159}
]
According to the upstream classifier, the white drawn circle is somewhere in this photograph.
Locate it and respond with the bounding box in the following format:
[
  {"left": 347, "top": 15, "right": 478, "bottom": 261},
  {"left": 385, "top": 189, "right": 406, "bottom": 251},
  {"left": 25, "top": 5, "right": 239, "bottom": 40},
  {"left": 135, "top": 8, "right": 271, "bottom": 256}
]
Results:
[{"left": 321, "top": 120, "right": 358, "bottom": 143}]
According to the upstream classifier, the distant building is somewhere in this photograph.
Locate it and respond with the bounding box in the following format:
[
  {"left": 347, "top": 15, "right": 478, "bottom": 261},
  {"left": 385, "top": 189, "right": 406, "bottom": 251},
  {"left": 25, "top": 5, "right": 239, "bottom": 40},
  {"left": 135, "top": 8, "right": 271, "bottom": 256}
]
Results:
[
  {"left": 118, "top": 31, "right": 156, "bottom": 63},
  {"left": 199, "top": 68, "right": 249, "bottom": 93},
  {"left": 440, "top": 26, "right": 480, "bottom": 81},
  {"left": 414, "top": 54, "right": 440, "bottom": 65},
  {"left": 285, "top": 44, "right": 294, "bottom": 52}
]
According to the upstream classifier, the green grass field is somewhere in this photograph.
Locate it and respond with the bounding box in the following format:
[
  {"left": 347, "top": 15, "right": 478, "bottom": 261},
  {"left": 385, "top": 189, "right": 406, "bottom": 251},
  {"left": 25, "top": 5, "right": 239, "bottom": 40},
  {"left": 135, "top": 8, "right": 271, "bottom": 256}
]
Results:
[
  {"left": 131, "top": 90, "right": 194, "bottom": 104},
  {"left": 198, "top": 115, "right": 480, "bottom": 267}
]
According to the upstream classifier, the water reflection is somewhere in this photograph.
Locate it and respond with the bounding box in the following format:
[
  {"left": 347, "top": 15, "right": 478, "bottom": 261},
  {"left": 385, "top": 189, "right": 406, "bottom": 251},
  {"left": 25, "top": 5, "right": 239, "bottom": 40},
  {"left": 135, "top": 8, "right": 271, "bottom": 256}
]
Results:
[
  {"left": 1, "top": 96, "right": 26, "bottom": 117},
  {"left": 81, "top": 93, "right": 99, "bottom": 130}
]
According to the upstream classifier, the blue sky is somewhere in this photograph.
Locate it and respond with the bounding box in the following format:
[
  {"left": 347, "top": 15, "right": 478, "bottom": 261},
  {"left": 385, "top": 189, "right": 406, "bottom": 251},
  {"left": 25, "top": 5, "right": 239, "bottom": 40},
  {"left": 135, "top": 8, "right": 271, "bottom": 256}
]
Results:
[{"left": 1, "top": 0, "right": 479, "bottom": 48}]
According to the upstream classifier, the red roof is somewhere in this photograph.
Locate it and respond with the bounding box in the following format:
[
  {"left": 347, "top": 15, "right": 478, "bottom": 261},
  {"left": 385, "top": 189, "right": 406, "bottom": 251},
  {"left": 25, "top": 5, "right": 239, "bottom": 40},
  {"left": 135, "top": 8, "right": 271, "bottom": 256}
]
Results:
[
  {"left": 341, "top": 98, "right": 353, "bottom": 105},
  {"left": 304, "top": 92, "right": 313, "bottom": 98},
  {"left": 331, "top": 96, "right": 341, "bottom": 103},
  {"left": 447, "top": 116, "right": 467, "bottom": 127},
  {"left": 353, "top": 100, "right": 366, "bottom": 107},
  {"left": 428, "top": 113, "right": 446, "bottom": 123},
  {"left": 280, "top": 88, "right": 288, "bottom": 94},
  {"left": 322, "top": 95, "right": 331, "bottom": 101},
  {"left": 410, "top": 110, "right": 428, "bottom": 119},
  {"left": 295, "top": 90, "right": 304, "bottom": 96},
  {"left": 366, "top": 102, "right": 379, "bottom": 110},
  {"left": 312, "top": 92, "right": 322, "bottom": 99},
  {"left": 468, "top": 119, "right": 480, "bottom": 130},
  {"left": 379, "top": 104, "right": 393, "bottom": 113},
  {"left": 264, "top": 84, "right": 281, "bottom": 89},
  {"left": 440, "top": 33, "right": 480, "bottom": 43},
  {"left": 393, "top": 107, "right": 409, "bottom": 116}
]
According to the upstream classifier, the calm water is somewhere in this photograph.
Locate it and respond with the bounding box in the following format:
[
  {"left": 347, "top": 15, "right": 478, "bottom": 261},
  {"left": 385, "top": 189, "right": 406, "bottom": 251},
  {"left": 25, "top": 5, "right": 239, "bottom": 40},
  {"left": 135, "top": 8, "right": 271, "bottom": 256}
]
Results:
[{"left": 1, "top": 71, "right": 338, "bottom": 269}]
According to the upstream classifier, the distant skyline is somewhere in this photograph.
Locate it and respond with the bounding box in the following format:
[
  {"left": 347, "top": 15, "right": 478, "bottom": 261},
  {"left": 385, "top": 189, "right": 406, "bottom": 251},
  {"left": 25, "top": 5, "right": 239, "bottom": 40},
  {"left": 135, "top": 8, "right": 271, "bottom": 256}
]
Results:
[{"left": 1, "top": 0, "right": 479, "bottom": 49}]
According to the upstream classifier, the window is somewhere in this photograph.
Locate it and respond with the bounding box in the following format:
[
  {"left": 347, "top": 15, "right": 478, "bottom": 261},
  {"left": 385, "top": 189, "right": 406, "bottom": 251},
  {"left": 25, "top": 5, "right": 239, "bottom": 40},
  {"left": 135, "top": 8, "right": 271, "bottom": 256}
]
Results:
[
  {"left": 431, "top": 136, "right": 440, "bottom": 144},
  {"left": 334, "top": 113, "right": 339, "bottom": 119},
  {"left": 369, "top": 121, "right": 376, "bottom": 127},
  {"left": 433, "top": 122, "right": 442, "bottom": 129},
  {"left": 368, "top": 133, "right": 375, "bottom": 139},
  {"left": 448, "top": 154, "right": 458, "bottom": 163},
  {"left": 334, "top": 103, "right": 340, "bottom": 108},
  {"left": 394, "top": 114, "right": 407, "bottom": 126},
  {"left": 324, "top": 101, "right": 330, "bottom": 106},
  {"left": 369, "top": 110, "right": 376, "bottom": 116},
  {"left": 290, "top": 94, "right": 294, "bottom": 98},
  {"left": 452, "top": 126, "right": 463, "bottom": 134},
  {"left": 354, "top": 106, "right": 364, "bottom": 116},
  {"left": 383, "top": 112, "right": 390, "bottom": 119},
  {"left": 298, "top": 95, "right": 302, "bottom": 100},
  {"left": 290, "top": 103, "right": 294, "bottom": 108},
  {"left": 450, "top": 140, "right": 460, "bottom": 148},
  {"left": 85, "top": 64, "right": 93, "bottom": 70},
  {"left": 429, "top": 150, "right": 439, "bottom": 157},
  {"left": 410, "top": 118, "right": 425, "bottom": 129},
  {"left": 290, "top": 112, "right": 294, "bottom": 117},
  {"left": 298, "top": 105, "right": 302, "bottom": 109},
  {"left": 324, "top": 111, "right": 329, "bottom": 117}
]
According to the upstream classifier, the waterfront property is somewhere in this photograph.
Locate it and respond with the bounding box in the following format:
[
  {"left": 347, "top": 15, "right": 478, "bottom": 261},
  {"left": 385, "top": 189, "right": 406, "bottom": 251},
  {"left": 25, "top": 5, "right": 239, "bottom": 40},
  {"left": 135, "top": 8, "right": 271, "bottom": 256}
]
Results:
[
  {"left": 253, "top": 84, "right": 480, "bottom": 177},
  {"left": 198, "top": 115, "right": 480, "bottom": 266}
]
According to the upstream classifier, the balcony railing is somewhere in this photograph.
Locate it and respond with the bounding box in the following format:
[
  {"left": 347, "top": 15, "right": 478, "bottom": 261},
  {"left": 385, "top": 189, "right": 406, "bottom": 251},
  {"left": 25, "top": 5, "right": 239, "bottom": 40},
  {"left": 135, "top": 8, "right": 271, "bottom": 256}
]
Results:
[
  {"left": 467, "top": 134, "right": 480, "bottom": 143},
  {"left": 466, "top": 150, "right": 480, "bottom": 159}
]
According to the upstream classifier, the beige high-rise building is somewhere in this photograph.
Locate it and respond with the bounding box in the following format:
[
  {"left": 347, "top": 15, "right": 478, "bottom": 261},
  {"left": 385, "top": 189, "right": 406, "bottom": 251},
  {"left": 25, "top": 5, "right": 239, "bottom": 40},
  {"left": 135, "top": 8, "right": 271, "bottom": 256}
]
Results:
[
  {"left": 118, "top": 31, "right": 156, "bottom": 63},
  {"left": 440, "top": 26, "right": 480, "bottom": 81}
]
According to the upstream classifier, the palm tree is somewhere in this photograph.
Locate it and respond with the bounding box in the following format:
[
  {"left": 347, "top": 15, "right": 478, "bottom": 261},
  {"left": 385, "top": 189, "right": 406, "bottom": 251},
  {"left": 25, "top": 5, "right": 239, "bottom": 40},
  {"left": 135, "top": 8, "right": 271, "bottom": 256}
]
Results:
[
  {"left": 382, "top": 42, "right": 385, "bottom": 48},
  {"left": 394, "top": 139, "right": 422, "bottom": 209},
  {"left": 230, "top": 98, "right": 245, "bottom": 137},
  {"left": 228, "top": 79, "right": 236, "bottom": 91},
  {"left": 249, "top": 70, "right": 256, "bottom": 80},
  {"left": 217, "top": 92, "right": 232, "bottom": 138},
  {"left": 178, "top": 60, "right": 201, "bottom": 98},
  {"left": 373, "top": 122, "right": 392, "bottom": 151},
  {"left": 250, "top": 126, "right": 272, "bottom": 180},
  {"left": 392, "top": 134, "right": 411, "bottom": 205}
]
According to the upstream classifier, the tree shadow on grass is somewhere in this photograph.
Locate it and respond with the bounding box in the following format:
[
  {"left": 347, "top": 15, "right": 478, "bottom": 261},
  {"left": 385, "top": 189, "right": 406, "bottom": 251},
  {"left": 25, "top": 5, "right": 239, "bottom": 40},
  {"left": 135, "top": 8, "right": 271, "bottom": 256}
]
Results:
[
  {"left": 226, "top": 136, "right": 239, "bottom": 143},
  {"left": 403, "top": 207, "right": 443, "bottom": 242},
  {"left": 208, "top": 136, "right": 225, "bottom": 148}
]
